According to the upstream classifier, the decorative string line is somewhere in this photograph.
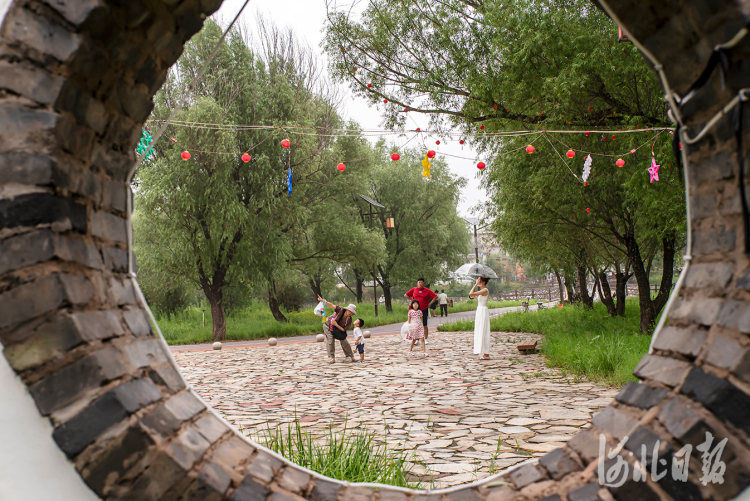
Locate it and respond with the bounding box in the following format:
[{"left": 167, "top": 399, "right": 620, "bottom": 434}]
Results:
[
  {"left": 545, "top": 130, "right": 666, "bottom": 159},
  {"left": 148, "top": 119, "right": 672, "bottom": 137}
]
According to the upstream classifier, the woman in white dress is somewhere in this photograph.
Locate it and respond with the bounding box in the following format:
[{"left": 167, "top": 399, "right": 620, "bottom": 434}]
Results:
[{"left": 469, "top": 276, "right": 491, "bottom": 360}]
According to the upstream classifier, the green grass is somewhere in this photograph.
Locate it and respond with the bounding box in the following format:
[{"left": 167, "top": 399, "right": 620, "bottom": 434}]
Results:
[
  {"left": 439, "top": 299, "right": 650, "bottom": 386},
  {"left": 254, "top": 418, "right": 424, "bottom": 488},
  {"left": 157, "top": 299, "right": 524, "bottom": 345}
]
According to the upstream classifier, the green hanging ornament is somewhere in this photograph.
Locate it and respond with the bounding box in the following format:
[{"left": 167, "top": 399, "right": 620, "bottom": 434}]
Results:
[{"left": 136, "top": 129, "right": 155, "bottom": 159}]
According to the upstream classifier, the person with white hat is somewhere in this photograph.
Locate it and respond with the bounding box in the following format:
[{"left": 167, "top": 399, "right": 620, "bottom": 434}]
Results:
[{"left": 317, "top": 295, "right": 357, "bottom": 364}]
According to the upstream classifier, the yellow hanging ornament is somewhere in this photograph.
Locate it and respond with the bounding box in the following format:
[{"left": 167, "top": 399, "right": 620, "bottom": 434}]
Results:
[{"left": 421, "top": 153, "right": 432, "bottom": 179}]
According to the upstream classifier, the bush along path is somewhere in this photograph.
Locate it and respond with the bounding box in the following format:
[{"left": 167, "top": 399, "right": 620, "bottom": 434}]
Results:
[{"left": 173, "top": 330, "right": 617, "bottom": 488}]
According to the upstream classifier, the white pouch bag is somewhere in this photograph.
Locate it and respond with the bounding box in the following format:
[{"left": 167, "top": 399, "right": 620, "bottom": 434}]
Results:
[{"left": 400, "top": 321, "right": 409, "bottom": 340}]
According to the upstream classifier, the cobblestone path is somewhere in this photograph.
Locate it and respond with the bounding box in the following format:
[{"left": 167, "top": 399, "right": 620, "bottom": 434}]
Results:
[{"left": 173, "top": 331, "right": 619, "bottom": 488}]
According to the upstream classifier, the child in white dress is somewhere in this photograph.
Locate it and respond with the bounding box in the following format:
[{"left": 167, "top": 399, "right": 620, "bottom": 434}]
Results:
[{"left": 407, "top": 300, "right": 426, "bottom": 357}]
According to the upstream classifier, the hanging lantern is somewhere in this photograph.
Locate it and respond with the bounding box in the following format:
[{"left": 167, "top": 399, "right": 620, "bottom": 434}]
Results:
[
  {"left": 367, "top": 83, "right": 372, "bottom": 88},
  {"left": 584, "top": 182, "right": 588, "bottom": 186},
  {"left": 427, "top": 150, "right": 436, "bottom": 159},
  {"left": 585, "top": 131, "right": 590, "bottom": 136},
  {"left": 459, "top": 140, "right": 465, "bottom": 145},
  {"left": 477, "top": 162, "right": 486, "bottom": 170},
  {"left": 493, "top": 104, "right": 498, "bottom": 109},
  {"left": 281, "top": 139, "right": 291, "bottom": 148},
  {"left": 383, "top": 99, "right": 388, "bottom": 103},
  {"left": 589, "top": 106, "right": 593, "bottom": 111},
  {"left": 242, "top": 154, "right": 251, "bottom": 163},
  {"left": 391, "top": 153, "right": 400, "bottom": 161},
  {"left": 181, "top": 151, "right": 191, "bottom": 161},
  {"left": 337, "top": 163, "right": 346, "bottom": 172},
  {"left": 526, "top": 145, "right": 535, "bottom": 154},
  {"left": 566, "top": 150, "right": 575, "bottom": 158},
  {"left": 416, "top": 127, "right": 421, "bottom": 131},
  {"left": 586, "top": 208, "right": 591, "bottom": 213},
  {"left": 480, "top": 125, "right": 485, "bottom": 130},
  {"left": 616, "top": 158, "right": 625, "bottom": 167},
  {"left": 435, "top": 140, "right": 440, "bottom": 145},
  {"left": 611, "top": 135, "right": 616, "bottom": 140},
  {"left": 630, "top": 149, "right": 636, "bottom": 153},
  {"left": 404, "top": 108, "right": 409, "bottom": 112},
  {"left": 386, "top": 217, "right": 395, "bottom": 228},
  {"left": 602, "top": 137, "right": 607, "bottom": 142}
]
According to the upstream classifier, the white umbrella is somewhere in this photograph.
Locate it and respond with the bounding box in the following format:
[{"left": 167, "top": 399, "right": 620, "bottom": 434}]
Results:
[
  {"left": 453, "top": 263, "right": 474, "bottom": 275},
  {"left": 464, "top": 263, "right": 499, "bottom": 279}
]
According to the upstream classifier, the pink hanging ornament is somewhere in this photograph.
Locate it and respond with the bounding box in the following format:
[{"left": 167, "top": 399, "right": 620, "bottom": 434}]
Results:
[{"left": 648, "top": 157, "right": 660, "bottom": 183}]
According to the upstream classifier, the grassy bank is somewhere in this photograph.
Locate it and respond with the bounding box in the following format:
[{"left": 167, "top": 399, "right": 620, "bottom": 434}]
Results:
[
  {"left": 255, "top": 419, "right": 423, "bottom": 488},
  {"left": 438, "top": 300, "right": 650, "bottom": 385},
  {"left": 158, "top": 299, "right": 523, "bottom": 345}
]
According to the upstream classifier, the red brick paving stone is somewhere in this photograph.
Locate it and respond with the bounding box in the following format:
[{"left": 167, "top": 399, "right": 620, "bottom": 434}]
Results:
[
  {"left": 446, "top": 378, "right": 463, "bottom": 382},
  {"left": 387, "top": 384, "right": 403, "bottom": 387},
  {"left": 435, "top": 409, "right": 463, "bottom": 415},
  {"left": 330, "top": 408, "right": 348, "bottom": 414},
  {"left": 299, "top": 416, "right": 321, "bottom": 423}
]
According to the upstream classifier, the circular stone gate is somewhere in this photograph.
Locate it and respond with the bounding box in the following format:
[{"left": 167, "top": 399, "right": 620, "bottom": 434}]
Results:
[{"left": 1, "top": 0, "right": 749, "bottom": 500}]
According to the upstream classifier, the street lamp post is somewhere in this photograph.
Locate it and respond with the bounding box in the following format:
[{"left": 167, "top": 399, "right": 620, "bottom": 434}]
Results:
[{"left": 358, "top": 194, "right": 393, "bottom": 317}]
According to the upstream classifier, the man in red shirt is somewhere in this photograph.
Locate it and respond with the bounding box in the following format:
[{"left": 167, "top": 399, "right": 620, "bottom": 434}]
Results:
[{"left": 405, "top": 278, "right": 438, "bottom": 344}]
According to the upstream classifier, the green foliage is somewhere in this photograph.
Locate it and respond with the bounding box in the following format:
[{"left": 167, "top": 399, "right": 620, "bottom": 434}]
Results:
[
  {"left": 256, "top": 418, "right": 423, "bottom": 488},
  {"left": 324, "top": 0, "right": 666, "bottom": 131},
  {"left": 439, "top": 300, "right": 650, "bottom": 385},
  {"left": 366, "top": 146, "right": 470, "bottom": 297}
]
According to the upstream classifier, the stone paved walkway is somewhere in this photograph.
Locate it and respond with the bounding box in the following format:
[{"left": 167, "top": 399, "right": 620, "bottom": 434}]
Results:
[{"left": 173, "top": 331, "right": 619, "bottom": 488}]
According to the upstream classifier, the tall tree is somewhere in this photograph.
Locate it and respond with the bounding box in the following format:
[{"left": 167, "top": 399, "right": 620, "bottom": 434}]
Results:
[
  {"left": 135, "top": 20, "right": 381, "bottom": 340},
  {"left": 363, "top": 145, "right": 470, "bottom": 311}
]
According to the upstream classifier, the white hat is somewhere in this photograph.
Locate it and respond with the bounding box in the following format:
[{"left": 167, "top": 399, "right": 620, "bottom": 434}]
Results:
[{"left": 344, "top": 304, "right": 357, "bottom": 315}]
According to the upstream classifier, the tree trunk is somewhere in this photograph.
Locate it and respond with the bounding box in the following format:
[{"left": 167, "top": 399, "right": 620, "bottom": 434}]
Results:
[
  {"left": 614, "top": 259, "right": 630, "bottom": 317},
  {"left": 204, "top": 288, "right": 227, "bottom": 341},
  {"left": 554, "top": 270, "right": 565, "bottom": 303},
  {"left": 564, "top": 273, "right": 575, "bottom": 303},
  {"left": 267, "top": 281, "right": 288, "bottom": 323},
  {"left": 577, "top": 266, "right": 593, "bottom": 308},
  {"left": 308, "top": 276, "right": 323, "bottom": 299},
  {"left": 382, "top": 282, "right": 393, "bottom": 313},
  {"left": 624, "top": 234, "right": 657, "bottom": 333},
  {"left": 598, "top": 271, "right": 616, "bottom": 316},
  {"left": 353, "top": 267, "right": 365, "bottom": 303}
]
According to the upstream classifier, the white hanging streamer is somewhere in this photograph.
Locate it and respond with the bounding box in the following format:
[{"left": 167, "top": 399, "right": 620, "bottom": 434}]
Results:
[{"left": 582, "top": 154, "right": 592, "bottom": 182}]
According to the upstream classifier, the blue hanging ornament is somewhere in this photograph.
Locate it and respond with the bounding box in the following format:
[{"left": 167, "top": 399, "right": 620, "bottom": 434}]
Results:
[{"left": 287, "top": 167, "right": 292, "bottom": 195}]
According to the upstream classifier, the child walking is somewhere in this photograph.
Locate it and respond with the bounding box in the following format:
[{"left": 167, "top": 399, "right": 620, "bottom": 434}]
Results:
[
  {"left": 407, "top": 300, "right": 426, "bottom": 357},
  {"left": 353, "top": 318, "right": 366, "bottom": 362}
]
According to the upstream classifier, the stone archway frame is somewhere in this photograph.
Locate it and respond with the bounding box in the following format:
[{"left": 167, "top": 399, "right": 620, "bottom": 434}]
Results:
[{"left": 1, "top": 0, "right": 750, "bottom": 499}]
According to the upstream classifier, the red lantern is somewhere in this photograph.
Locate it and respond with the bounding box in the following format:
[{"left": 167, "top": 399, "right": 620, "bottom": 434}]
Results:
[
  {"left": 477, "top": 162, "right": 486, "bottom": 170},
  {"left": 584, "top": 182, "right": 588, "bottom": 186},
  {"left": 281, "top": 139, "right": 290, "bottom": 148},
  {"left": 337, "top": 163, "right": 346, "bottom": 172},
  {"left": 435, "top": 140, "right": 440, "bottom": 145},
  {"left": 416, "top": 128, "right": 421, "bottom": 131},
  {"left": 679, "top": 142, "right": 682, "bottom": 150},
  {"left": 585, "top": 131, "right": 590, "bottom": 136},
  {"left": 404, "top": 108, "right": 409, "bottom": 112},
  {"left": 611, "top": 135, "right": 616, "bottom": 140},
  {"left": 479, "top": 125, "right": 485, "bottom": 130},
  {"left": 616, "top": 158, "right": 625, "bottom": 167},
  {"left": 493, "top": 104, "right": 498, "bottom": 109},
  {"left": 459, "top": 140, "right": 465, "bottom": 145},
  {"left": 526, "top": 145, "right": 535, "bottom": 154},
  {"left": 589, "top": 106, "right": 593, "bottom": 111},
  {"left": 602, "top": 137, "right": 607, "bottom": 142},
  {"left": 242, "top": 154, "right": 251, "bottom": 163},
  {"left": 181, "top": 151, "right": 191, "bottom": 161},
  {"left": 586, "top": 208, "right": 591, "bottom": 213},
  {"left": 367, "top": 83, "right": 372, "bottom": 88},
  {"left": 383, "top": 99, "right": 388, "bottom": 103},
  {"left": 427, "top": 150, "right": 436, "bottom": 159},
  {"left": 391, "top": 153, "right": 400, "bottom": 161},
  {"left": 566, "top": 150, "right": 575, "bottom": 158}
]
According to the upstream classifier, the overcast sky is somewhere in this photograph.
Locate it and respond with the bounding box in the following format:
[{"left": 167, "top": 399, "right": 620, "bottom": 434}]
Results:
[{"left": 214, "top": 0, "right": 487, "bottom": 217}]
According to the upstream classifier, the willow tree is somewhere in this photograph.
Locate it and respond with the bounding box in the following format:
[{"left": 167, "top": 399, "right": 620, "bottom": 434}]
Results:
[
  {"left": 325, "top": 0, "right": 684, "bottom": 332},
  {"left": 135, "top": 20, "right": 382, "bottom": 340}
]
